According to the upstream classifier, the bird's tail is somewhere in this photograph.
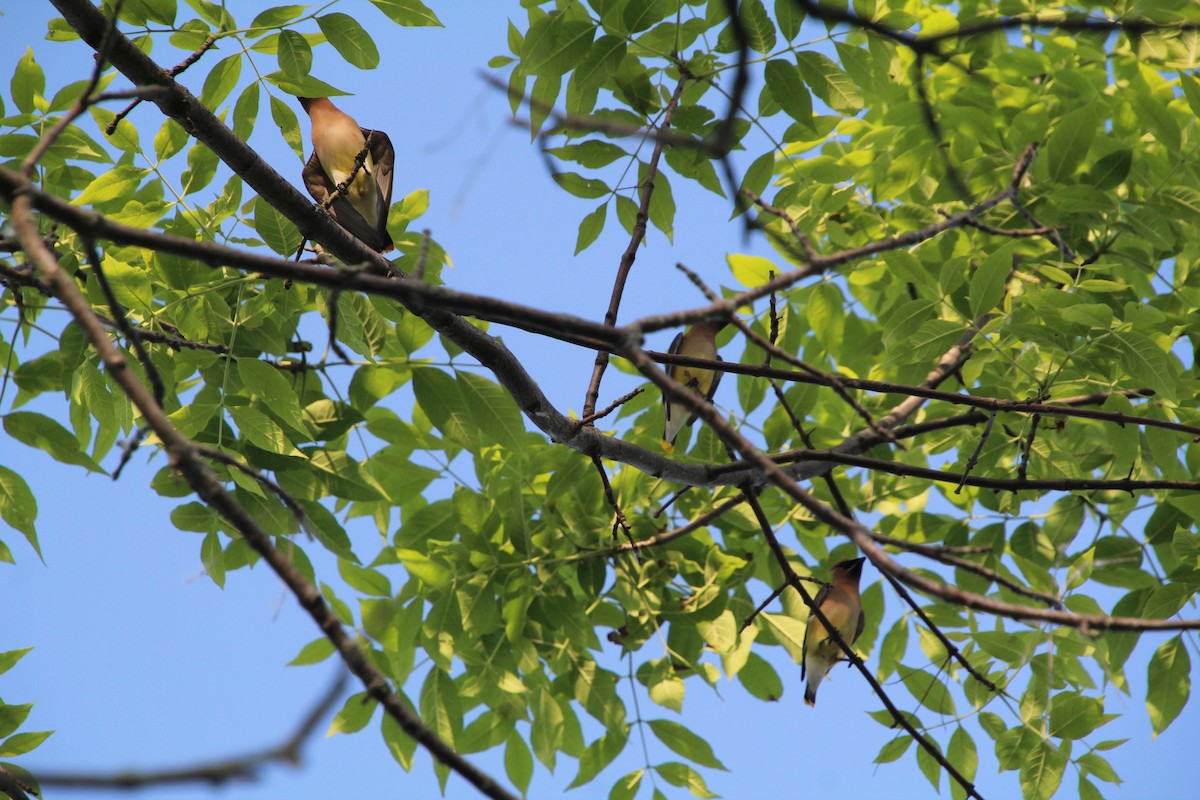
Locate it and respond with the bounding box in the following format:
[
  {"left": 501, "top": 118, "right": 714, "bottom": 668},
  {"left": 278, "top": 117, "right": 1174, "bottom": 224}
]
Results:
[{"left": 804, "top": 672, "right": 822, "bottom": 706}]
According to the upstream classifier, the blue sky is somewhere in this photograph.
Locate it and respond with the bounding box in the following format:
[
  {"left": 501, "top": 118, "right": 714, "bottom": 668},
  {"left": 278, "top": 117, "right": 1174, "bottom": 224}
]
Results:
[{"left": 3, "top": 2, "right": 1198, "bottom": 799}]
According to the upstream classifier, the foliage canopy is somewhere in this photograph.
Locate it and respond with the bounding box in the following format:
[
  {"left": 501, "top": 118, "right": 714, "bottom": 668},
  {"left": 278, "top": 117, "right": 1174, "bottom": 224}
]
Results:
[{"left": 2, "top": 1, "right": 1200, "bottom": 799}]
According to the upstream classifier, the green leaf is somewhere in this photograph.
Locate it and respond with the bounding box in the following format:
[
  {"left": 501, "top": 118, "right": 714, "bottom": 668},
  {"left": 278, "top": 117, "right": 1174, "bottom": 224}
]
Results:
[
  {"left": 250, "top": 5, "right": 306, "bottom": 29},
  {"left": 459, "top": 372, "right": 525, "bottom": 450},
  {"left": 647, "top": 674, "right": 684, "bottom": 712},
  {"left": 738, "top": 150, "right": 775, "bottom": 211},
  {"left": 300, "top": 500, "right": 357, "bottom": 561},
  {"left": 277, "top": 29, "right": 313, "bottom": 77},
  {"left": 576, "top": 202, "right": 607, "bottom": 254},
  {"left": 915, "top": 736, "right": 941, "bottom": 791},
  {"left": 947, "top": 726, "right": 978, "bottom": 800},
  {"left": 1077, "top": 752, "right": 1120, "bottom": 784},
  {"left": 646, "top": 165, "right": 675, "bottom": 241},
  {"left": 740, "top": 0, "right": 776, "bottom": 54},
  {"left": 11, "top": 48, "right": 45, "bottom": 114},
  {"left": 875, "top": 617, "right": 908, "bottom": 680},
  {"left": 647, "top": 719, "right": 727, "bottom": 770},
  {"left": 775, "top": 0, "right": 803, "bottom": 40},
  {"left": 232, "top": 81, "right": 260, "bottom": 140},
  {"left": 764, "top": 59, "right": 812, "bottom": 125},
  {"left": 317, "top": 13, "right": 380, "bottom": 69},
  {"left": 73, "top": 165, "right": 144, "bottom": 206},
  {"left": 547, "top": 140, "right": 628, "bottom": 169},
  {"left": 199, "top": 54, "right": 242, "bottom": 108},
  {"left": 522, "top": 15, "right": 595, "bottom": 78},
  {"left": 874, "top": 736, "right": 911, "bottom": 764},
  {"left": 761, "top": 613, "right": 806, "bottom": 663},
  {"left": 0, "top": 703, "right": 32, "bottom": 739},
  {"left": 976, "top": 630, "right": 1036, "bottom": 664},
  {"left": 1111, "top": 330, "right": 1176, "bottom": 402},
  {"left": 881, "top": 298, "right": 936, "bottom": 351},
  {"left": 795, "top": 51, "right": 862, "bottom": 114},
  {"left": 288, "top": 637, "right": 336, "bottom": 666},
  {"left": 229, "top": 405, "right": 301, "bottom": 455},
  {"left": 369, "top": 0, "right": 443, "bottom": 27},
  {"left": 0, "top": 465, "right": 39, "bottom": 558},
  {"left": 610, "top": 770, "right": 644, "bottom": 800},
  {"left": 656, "top": 761, "right": 718, "bottom": 799},
  {"left": 382, "top": 712, "right": 417, "bottom": 769},
  {"left": 1078, "top": 775, "right": 1104, "bottom": 800},
  {"left": 737, "top": 651, "right": 783, "bottom": 701},
  {"left": 1019, "top": 740, "right": 1068, "bottom": 800},
  {"left": 264, "top": 70, "right": 348, "bottom": 98},
  {"left": 3, "top": 412, "right": 104, "bottom": 473},
  {"left": 909, "top": 319, "right": 965, "bottom": 363},
  {"left": 0, "top": 649, "right": 33, "bottom": 676},
  {"left": 201, "top": 530, "right": 225, "bottom": 587},
  {"left": 329, "top": 691, "right": 378, "bottom": 735},
  {"left": 553, "top": 172, "right": 610, "bottom": 199},
  {"left": 236, "top": 359, "right": 307, "bottom": 433},
  {"left": 568, "top": 35, "right": 625, "bottom": 114},
  {"left": 505, "top": 730, "right": 533, "bottom": 794},
  {"left": 569, "top": 728, "right": 629, "bottom": 789},
  {"left": 1045, "top": 105, "right": 1097, "bottom": 183},
  {"left": 970, "top": 241, "right": 1014, "bottom": 318},
  {"left": 0, "top": 730, "right": 53, "bottom": 757},
  {"left": 270, "top": 94, "right": 305, "bottom": 160},
  {"left": 395, "top": 548, "right": 451, "bottom": 589},
  {"left": 1089, "top": 148, "right": 1132, "bottom": 190},
  {"left": 252, "top": 194, "right": 303, "bottom": 256},
  {"left": 1048, "top": 693, "right": 1102, "bottom": 740},
  {"left": 727, "top": 253, "right": 778, "bottom": 288},
  {"left": 900, "top": 666, "right": 956, "bottom": 715},
  {"left": 530, "top": 685, "right": 563, "bottom": 770},
  {"left": 1147, "top": 635, "right": 1190, "bottom": 736}
]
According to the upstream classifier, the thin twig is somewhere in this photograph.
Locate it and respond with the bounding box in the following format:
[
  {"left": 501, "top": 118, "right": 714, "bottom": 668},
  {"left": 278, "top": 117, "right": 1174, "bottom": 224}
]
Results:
[
  {"left": 1017, "top": 414, "right": 1041, "bottom": 481},
  {"left": 581, "top": 77, "right": 689, "bottom": 421},
  {"left": 591, "top": 455, "right": 640, "bottom": 562},
  {"left": 106, "top": 34, "right": 216, "bottom": 134},
  {"left": 81, "top": 236, "right": 166, "bottom": 406},
  {"left": 579, "top": 387, "right": 644, "bottom": 426},
  {"left": 956, "top": 409, "right": 996, "bottom": 493}
]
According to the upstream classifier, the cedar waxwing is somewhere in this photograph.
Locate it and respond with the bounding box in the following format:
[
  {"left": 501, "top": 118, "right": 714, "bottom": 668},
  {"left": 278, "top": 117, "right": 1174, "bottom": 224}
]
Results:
[
  {"left": 802, "top": 556, "right": 866, "bottom": 706},
  {"left": 298, "top": 96, "right": 395, "bottom": 252},
  {"left": 662, "top": 320, "right": 727, "bottom": 446}
]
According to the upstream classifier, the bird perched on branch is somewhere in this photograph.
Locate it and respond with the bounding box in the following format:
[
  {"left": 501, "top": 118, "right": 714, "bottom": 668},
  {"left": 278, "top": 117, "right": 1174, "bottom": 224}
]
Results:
[
  {"left": 662, "top": 320, "right": 728, "bottom": 448},
  {"left": 298, "top": 96, "right": 394, "bottom": 252},
  {"left": 802, "top": 556, "right": 866, "bottom": 706}
]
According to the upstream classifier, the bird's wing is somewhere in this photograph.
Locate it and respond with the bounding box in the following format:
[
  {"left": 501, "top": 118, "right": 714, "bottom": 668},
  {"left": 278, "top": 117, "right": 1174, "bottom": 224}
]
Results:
[
  {"left": 801, "top": 583, "right": 832, "bottom": 680},
  {"left": 683, "top": 353, "right": 724, "bottom": 428},
  {"left": 301, "top": 150, "right": 389, "bottom": 252},
  {"left": 854, "top": 601, "right": 865, "bottom": 643},
  {"left": 706, "top": 354, "right": 724, "bottom": 402},
  {"left": 302, "top": 151, "right": 333, "bottom": 205},
  {"left": 363, "top": 127, "right": 395, "bottom": 249},
  {"left": 663, "top": 331, "right": 686, "bottom": 425}
]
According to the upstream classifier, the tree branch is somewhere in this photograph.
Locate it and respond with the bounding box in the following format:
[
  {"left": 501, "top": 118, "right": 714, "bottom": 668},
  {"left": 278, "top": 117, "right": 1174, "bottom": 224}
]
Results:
[
  {"left": 8, "top": 169, "right": 519, "bottom": 800},
  {"left": 581, "top": 77, "right": 688, "bottom": 421},
  {"left": 35, "top": 672, "right": 349, "bottom": 789}
]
